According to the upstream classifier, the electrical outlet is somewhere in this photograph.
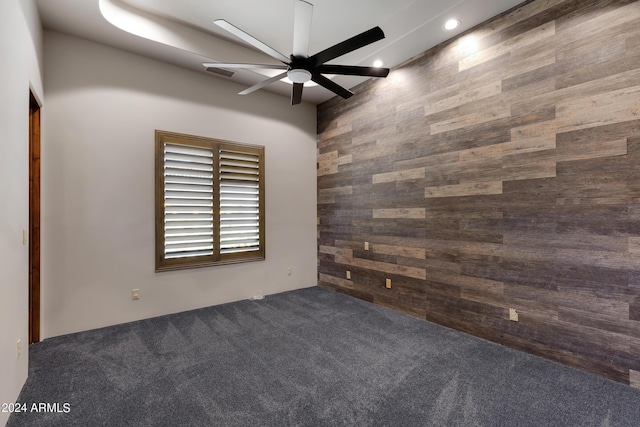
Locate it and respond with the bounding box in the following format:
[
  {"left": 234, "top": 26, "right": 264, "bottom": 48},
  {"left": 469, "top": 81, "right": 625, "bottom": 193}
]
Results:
[
  {"left": 17, "top": 339, "right": 21, "bottom": 358},
  {"left": 385, "top": 278, "right": 392, "bottom": 289},
  {"left": 346, "top": 270, "right": 351, "bottom": 280},
  {"left": 364, "top": 241, "right": 369, "bottom": 251},
  {"left": 23, "top": 229, "right": 27, "bottom": 245},
  {"left": 287, "top": 267, "right": 292, "bottom": 276},
  {"left": 132, "top": 289, "right": 140, "bottom": 300},
  {"left": 509, "top": 308, "right": 518, "bottom": 322}
]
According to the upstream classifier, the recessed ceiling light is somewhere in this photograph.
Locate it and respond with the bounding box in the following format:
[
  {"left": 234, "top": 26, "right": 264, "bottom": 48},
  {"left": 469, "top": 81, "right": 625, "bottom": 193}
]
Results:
[
  {"left": 444, "top": 19, "right": 461, "bottom": 31},
  {"left": 373, "top": 60, "right": 384, "bottom": 68}
]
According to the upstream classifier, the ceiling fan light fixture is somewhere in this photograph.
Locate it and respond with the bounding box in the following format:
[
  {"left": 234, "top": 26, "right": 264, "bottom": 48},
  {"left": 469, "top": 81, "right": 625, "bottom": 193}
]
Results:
[
  {"left": 287, "top": 69, "right": 312, "bottom": 83},
  {"left": 282, "top": 76, "right": 318, "bottom": 87}
]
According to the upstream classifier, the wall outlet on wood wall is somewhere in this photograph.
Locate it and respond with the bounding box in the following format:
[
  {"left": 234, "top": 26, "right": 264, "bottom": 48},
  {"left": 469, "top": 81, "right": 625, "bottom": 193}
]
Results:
[
  {"left": 509, "top": 308, "right": 518, "bottom": 322},
  {"left": 385, "top": 279, "right": 392, "bottom": 289}
]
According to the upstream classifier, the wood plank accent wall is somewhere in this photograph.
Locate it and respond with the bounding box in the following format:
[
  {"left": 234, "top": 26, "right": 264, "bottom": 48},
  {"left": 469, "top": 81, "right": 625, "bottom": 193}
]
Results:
[{"left": 317, "top": 0, "right": 640, "bottom": 387}]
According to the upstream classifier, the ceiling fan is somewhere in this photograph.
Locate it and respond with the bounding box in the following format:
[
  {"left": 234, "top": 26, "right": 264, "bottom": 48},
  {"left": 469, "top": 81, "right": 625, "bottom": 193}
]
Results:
[{"left": 203, "top": 0, "right": 390, "bottom": 105}]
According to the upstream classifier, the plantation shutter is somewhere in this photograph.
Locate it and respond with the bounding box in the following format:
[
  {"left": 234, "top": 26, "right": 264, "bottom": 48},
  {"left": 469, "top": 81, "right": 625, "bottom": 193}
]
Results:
[
  {"left": 156, "top": 130, "right": 265, "bottom": 271},
  {"left": 219, "top": 148, "right": 261, "bottom": 255},
  {"left": 163, "top": 143, "right": 215, "bottom": 259}
]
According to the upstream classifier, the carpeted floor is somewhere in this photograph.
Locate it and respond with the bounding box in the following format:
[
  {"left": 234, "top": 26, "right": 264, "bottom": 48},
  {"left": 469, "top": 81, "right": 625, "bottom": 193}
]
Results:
[{"left": 8, "top": 286, "right": 640, "bottom": 426}]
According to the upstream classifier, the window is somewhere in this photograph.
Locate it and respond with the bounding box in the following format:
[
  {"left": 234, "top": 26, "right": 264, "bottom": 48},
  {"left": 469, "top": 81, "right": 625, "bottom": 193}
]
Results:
[{"left": 155, "top": 130, "right": 265, "bottom": 271}]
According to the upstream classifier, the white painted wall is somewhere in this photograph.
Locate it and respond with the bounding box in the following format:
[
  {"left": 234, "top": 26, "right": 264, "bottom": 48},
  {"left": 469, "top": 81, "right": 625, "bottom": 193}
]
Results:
[
  {"left": 0, "top": 0, "right": 43, "bottom": 424},
  {"left": 41, "top": 31, "right": 317, "bottom": 339}
]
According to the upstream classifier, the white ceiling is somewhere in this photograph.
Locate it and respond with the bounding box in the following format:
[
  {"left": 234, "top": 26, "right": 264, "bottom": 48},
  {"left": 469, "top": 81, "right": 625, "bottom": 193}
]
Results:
[{"left": 36, "top": 0, "right": 525, "bottom": 104}]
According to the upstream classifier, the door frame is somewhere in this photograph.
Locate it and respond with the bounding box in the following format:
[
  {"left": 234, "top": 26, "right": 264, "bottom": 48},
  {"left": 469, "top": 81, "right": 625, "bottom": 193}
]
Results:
[{"left": 29, "top": 90, "right": 41, "bottom": 344}]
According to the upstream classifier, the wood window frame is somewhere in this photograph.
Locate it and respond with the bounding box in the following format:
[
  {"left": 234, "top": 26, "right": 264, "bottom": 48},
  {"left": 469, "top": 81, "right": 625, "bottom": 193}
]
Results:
[{"left": 155, "top": 130, "right": 265, "bottom": 272}]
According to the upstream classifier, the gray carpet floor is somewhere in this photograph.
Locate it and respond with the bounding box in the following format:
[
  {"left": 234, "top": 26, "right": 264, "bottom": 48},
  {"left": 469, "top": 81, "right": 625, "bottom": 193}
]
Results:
[{"left": 8, "top": 286, "right": 640, "bottom": 426}]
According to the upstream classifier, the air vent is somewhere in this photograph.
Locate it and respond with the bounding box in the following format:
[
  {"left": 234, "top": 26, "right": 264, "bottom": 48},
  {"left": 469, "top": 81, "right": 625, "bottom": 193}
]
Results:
[{"left": 205, "top": 67, "right": 235, "bottom": 78}]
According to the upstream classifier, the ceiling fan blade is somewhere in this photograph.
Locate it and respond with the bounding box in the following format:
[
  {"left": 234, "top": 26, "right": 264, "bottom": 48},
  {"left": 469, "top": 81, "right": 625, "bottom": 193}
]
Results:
[
  {"left": 203, "top": 63, "right": 288, "bottom": 70},
  {"left": 311, "top": 73, "right": 354, "bottom": 99},
  {"left": 214, "top": 19, "right": 291, "bottom": 64},
  {"left": 316, "top": 64, "right": 390, "bottom": 77},
  {"left": 308, "top": 26, "right": 385, "bottom": 67},
  {"left": 291, "top": 83, "right": 304, "bottom": 105},
  {"left": 292, "top": 0, "right": 313, "bottom": 58},
  {"left": 239, "top": 71, "right": 288, "bottom": 95}
]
